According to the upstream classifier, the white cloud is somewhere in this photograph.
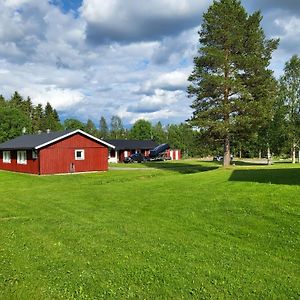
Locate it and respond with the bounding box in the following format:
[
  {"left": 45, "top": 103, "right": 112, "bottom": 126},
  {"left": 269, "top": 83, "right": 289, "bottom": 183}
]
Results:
[
  {"left": 140, "top": 70, "right": 189, "bottom": 93},
  {"left": 0, "top": 0, "right": 298, "bottom": 127},
  {"left": 3, "top": 0, "right": 32, "bottom": 7},
  {"left": 22, "top": 86, "right": 86, "bottom": 110},
  {"left": 275, "top": 16, "right": 300, "bottom": 37},
  {"left": 81, "top": 0, "right": 209, "bottom": 44}
]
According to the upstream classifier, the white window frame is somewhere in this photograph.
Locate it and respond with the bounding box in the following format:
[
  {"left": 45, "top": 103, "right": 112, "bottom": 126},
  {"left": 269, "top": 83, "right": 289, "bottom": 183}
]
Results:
[
  {"left": 75, "top": 149, "right": 85, "bottom": 160},
  {"left": 3, "top": 151, "right": 11, "bottom": 163},
  {"left": 17, "top": 150, "right": 27, "bottom": 165}
]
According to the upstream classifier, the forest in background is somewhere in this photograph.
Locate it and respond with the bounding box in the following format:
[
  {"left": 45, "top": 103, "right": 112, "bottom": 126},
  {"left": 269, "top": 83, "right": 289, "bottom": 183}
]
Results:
[{"left": 0, "top": 91, "right": 198, "bottom": 157}]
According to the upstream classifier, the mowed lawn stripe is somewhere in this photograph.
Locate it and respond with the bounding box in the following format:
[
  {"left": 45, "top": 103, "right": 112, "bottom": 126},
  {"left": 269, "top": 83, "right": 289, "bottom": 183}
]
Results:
[{"left": 0, "top": 164, "right": 299, "bottom": 299}]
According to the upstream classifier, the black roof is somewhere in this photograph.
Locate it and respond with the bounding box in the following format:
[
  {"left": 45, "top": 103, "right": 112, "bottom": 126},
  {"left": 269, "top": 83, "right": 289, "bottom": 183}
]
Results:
[
  {"left": 0, "top": 130, "right": 74, "bottom": 150},
  {"left": 105, "top": 139, "right": 158, "bottom": 150}
]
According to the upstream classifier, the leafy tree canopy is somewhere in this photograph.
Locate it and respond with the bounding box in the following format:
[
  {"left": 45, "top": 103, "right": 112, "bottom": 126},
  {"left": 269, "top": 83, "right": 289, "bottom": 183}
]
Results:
[{"left": 129, "top": 119, "right": 152, "bottom": 140}]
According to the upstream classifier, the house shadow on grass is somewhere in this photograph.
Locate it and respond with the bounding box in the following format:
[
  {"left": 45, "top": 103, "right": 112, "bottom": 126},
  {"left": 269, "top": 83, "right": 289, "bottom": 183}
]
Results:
[
  {"left": 229, "top": 168, "right": 300, "bottom": 185},
  {"left": 144, "top": 162, "right": 219, "bottom": 174}
]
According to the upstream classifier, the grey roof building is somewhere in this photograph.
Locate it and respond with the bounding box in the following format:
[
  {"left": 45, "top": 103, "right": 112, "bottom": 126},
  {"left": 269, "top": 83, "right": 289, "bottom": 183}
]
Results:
[
  {"left": 105, "top": 139, "right": 157, "bottom": 150},
  {"left": 0, "top": 130, "right": 115, "bottom": 150}
]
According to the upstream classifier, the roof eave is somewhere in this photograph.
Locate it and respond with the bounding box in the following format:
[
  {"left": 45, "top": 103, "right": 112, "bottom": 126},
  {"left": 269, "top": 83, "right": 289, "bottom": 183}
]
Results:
[{"left": 34, "top": 129, "right": 115, "bottom": 150}]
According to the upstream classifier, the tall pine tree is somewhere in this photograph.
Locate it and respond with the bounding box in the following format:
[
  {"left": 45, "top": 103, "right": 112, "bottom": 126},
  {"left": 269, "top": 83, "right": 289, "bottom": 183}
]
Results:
[{"left": 188, "top": 0, "right": 278, "bottom": 166}]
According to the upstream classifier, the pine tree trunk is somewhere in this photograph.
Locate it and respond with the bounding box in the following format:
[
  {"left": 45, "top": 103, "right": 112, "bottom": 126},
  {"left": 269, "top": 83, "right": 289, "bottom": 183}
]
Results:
[
  {"left": 239, "top": 148, "right": 242, "bottom": 159},
  {"left": 223, "top": 135, "right": 231, "bottom": 167},
  {"left": 223, "top": 49, "right": 230, "bottom": 168},
  {"left": 292, "top": 143, "right": 296, "bottom": 164},
  {"left": 267, "top": 146, "right": 272, "bottom": 165},
  {"left": 298, "top": 149, "right": 300, "bottom": 163},
  {"left": 258, "top": 150, "right": 261, "bottom": 159}
]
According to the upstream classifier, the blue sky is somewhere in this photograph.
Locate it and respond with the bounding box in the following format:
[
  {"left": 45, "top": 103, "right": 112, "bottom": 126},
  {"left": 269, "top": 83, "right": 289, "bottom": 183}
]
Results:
[
  {"left": 50, "top": 0, "right": 82, "bottom": 14},
  {"left": 1, "top": 0, "right": 299, "bottom": 127}
]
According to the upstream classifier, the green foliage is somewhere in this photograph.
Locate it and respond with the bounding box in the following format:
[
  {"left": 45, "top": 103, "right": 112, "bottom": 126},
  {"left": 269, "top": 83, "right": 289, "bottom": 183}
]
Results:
[
  {"left": 279, "top": 55, "right": 300, "bottom": 161},
  {"left": 152, "top": 121, "right": 166, "bottom": 144},
  {"left": 167, "top": 123, "right": 196, "bottom": 156},
  {"left": 0, "top": 163, "right": 299, "bottom": 298},
  {"left": 0, "top": 95, "right": 6, "bottom": 108},
  {"left": 99, "top": 116, "right": 109, "bottom": 139},
  {"left": 0, "top": 106, "right": 31, "bottom": 142},
  {"left": 9, "top": 91, "right": 23, "bottom": 108},
  {"left": 188, "top": 0, "right": 279, "bottom": 166},
  {"left": 64, "top": 118, "right": 85, "bottom": 131},
  {"left": 0, "top": 93, "right": 62, "bottom": 139},
  {"left": 31, "top": 104, "right": 44, "bottom": 133},
  {"left": 110, "top": 115, "right": 125, "bottom": 139},
  {"left": 85, "top": 119, "right": 98, "bottom": 136},
  {"left": 42, "top": 102, "right": 62, "bottom": 131},
  {"left": 129, "top": 119, "right": 152, "bottom": 140}
]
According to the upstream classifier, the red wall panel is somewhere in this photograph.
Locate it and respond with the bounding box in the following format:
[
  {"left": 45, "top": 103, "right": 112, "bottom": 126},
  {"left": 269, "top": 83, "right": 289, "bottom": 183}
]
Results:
[
  {"left": 0, "top": 150, "right": 39, "bottom": 174},
  {"left": 39, "top": 133, "right": 108, "bottom": 174}
]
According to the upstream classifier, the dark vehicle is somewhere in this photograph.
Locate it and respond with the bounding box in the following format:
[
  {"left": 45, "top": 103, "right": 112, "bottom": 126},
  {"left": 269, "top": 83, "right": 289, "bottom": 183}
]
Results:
[
  {"left": 149, "top": 143, "right": 170, "bottom": 159},
  {"left": 213, "top": 154, "right": 233, "bottom": 162},
  {"left": 123, "top": 153, "right": 147, "bottom": 163}
]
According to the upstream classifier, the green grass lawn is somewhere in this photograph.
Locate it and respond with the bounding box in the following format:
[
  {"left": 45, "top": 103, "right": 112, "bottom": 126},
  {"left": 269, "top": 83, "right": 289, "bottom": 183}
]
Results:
[{"left": 0, "top": 161, "right": 299, "bottom": 299}]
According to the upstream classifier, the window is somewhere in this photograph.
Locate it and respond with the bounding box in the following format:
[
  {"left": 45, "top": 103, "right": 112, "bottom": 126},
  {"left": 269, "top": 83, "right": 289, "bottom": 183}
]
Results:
[
  {"left": 110, "top": 150, "right": 116, "bottom": 158},
  {"left": 75, "top": 149, "right": 85, "bottom": 160},
  {"left": 17, "top": 150, "right": 27, "bottom": 165},
  {"left": 3, "top": 151, "right": 11, "bottom": 163},
  {"left": 32, "top": 150, "right": 38, "bottom": 159}
]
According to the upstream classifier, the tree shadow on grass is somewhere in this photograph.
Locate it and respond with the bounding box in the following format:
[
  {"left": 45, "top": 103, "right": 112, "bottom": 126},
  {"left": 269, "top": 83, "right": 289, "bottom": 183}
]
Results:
[
  {"left": 232, "top": 160, "right": 268, "bottom": 166},
  {"left": 229, "top": 168, "right": 300, "bottom": 185},
  {"left": 144, "top": 162, "right": 219, "bottom": 174}
]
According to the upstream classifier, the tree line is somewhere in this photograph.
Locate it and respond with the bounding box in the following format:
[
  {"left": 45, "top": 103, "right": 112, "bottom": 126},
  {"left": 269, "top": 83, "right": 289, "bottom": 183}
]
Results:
[
  {"left": 0, "top": 91, "right": 61, "bottom": 143},
  {"left": 0, "top": 93, "right": 199, "bottom": 157}
]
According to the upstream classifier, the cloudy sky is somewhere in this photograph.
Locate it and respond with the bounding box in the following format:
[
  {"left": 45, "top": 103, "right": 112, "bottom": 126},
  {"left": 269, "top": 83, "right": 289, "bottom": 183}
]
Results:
[{"left": 1, "top": 0, "right": 299, "bottom": 127}]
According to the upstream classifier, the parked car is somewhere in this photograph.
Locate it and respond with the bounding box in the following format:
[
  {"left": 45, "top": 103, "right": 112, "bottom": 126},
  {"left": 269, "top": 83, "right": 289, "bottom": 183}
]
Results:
[
  {"left": 123, "top": 153, "right": 148, "bottom": 163},
  {"left": 213, "top": 154, "right": 234, "bottom": 162}
]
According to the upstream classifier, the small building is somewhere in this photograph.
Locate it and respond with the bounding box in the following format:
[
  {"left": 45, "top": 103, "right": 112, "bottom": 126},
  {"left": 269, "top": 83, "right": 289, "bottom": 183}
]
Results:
[
  {"left": 166, "top": 149, "right": 181, "bottom": 161},
  {"left": 106, "top": 139, "right": 158, "bottom": 163},
  {"left": 0, "top": 129, "right": 114, "bottom": 175}
]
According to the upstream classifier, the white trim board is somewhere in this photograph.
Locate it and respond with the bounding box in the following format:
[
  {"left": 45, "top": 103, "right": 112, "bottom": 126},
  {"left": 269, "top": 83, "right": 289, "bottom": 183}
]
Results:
[{"left": 35, "top": 129, "right": 115, "bottom": 150}]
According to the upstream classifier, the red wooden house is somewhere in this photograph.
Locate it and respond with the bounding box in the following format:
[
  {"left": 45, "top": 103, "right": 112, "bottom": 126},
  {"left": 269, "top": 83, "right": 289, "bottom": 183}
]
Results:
[{"left": 0, "top": 129, "right": 114, "bottom": 175}]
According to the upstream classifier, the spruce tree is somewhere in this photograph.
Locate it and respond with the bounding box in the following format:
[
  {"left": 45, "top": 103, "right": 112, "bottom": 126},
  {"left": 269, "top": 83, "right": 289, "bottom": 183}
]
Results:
[
  {"left": 99, "top": 116, "right": 109, "bottom": 139},
  {"left": 31, "top": 104, "right": 44, "bottom": 133},
  {"left": 188, "top": 0, "right": 278, "bottom": 166},
  {"left": 85, "top": 119, "right": 98, "bottom": 136},
  {"left": 9, "top": 91, "right": 23, "bottom": 108},
  {"left": 42, "top": 102, "right": 62, "bottom": 131}
]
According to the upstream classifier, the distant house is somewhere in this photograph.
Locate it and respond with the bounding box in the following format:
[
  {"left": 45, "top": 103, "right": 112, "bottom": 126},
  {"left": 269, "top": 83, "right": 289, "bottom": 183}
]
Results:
[
  {"left": 106, "top": 139, "right": 181, "bottom": 162},
  {"left": 105, "top": 139, "right": 158, "bottom": 163},
  {"left": 0, "top": 129, "right": 114, "bottom": 175}
]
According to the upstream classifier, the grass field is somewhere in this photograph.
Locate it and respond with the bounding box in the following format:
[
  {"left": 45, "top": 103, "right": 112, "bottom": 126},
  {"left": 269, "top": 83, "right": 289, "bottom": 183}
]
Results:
[{"left": 0, "top": 161, "right": 299, "bottom": 299}]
